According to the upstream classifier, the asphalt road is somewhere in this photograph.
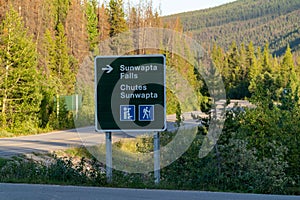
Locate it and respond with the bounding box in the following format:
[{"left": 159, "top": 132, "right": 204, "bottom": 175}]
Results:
[
  {"left": 0, "top": 184, "right": 299, "bottom": 200},
  {"left": 0, "top": 125, "right": 180, "bottom": 158},
  {"left": 0, "top": 113, "right": 199, "bottom": 158},
  {"left": 0, "top": 102, "right": 247, "bottom": 158},
  {"left": 0, "top": 126, "right": 130, "bottom": 158}
]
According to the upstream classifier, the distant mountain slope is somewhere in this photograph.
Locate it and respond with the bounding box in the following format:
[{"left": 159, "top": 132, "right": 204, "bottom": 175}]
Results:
[{"left": 164, "top": 0, "right": 300, "bottom": 56}]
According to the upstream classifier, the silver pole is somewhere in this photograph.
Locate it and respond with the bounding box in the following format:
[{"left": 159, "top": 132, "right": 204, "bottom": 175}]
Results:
[
  {"left": 75, "top": 94, "right": 79, "bottom": 120},
  {"left": 154, "top": 132, "right": 160, "bottom": 184},
  {"left": 106, "top": 132, "right": 112, "bottom": 183}
]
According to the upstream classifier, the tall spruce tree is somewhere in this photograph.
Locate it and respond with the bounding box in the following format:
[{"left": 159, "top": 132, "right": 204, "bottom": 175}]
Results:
[
  {"left": 0, "top": 7, "right": 42, "bottom": 131},
  {"left": 41, "top": 24, "right": 76, "bottom": 129},
  {"left": 85, "top": 0, "right": 99, "bottom": 50},
  {"left": 226, "top": 42, "right": 241, "bottom": 98},
  {"left": 280, "top": 45, "right": 297, "bottom": 90},
  {"left": 247, "top": 41, "right": 260, "bottom": 93},
  {"left": 262, "top": 43, "right": 272, "bottom": 73},
  {"left": 107, "top": 0, "right": 128, "bottom": 37},
  {"left": 54, "top": 0, "right": 70, "bottom": 28},
  {"left": 55, "top": 22, "right": 75, "bottom": 94},
  {"left": 107, "top": 0, "right": 131, "bottom": 54}
]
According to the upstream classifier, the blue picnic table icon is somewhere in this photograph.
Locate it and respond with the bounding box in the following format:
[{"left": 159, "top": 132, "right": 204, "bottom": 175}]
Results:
[{"left": 120, "top": 105, "right": 135, "bottom": 121}]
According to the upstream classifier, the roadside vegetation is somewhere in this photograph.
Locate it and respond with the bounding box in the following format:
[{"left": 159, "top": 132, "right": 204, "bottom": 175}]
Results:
[{"left": 1, "top": 99, "right": 299, "bottom": 195}]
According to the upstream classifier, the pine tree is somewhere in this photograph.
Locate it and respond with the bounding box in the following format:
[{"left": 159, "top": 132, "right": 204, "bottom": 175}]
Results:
[
  {"left": 226, "top": 42, "right": 240, "bottom": 98},
  {"left": 85, "top": 0, "right": 99, "bottom": 50},
  {"left": 212, "top": 43, "right": 225, "bottom": 72},
  {"left": 0, "top": 7, "right": 42, "bottom": 131},
  {"left": 107, "top": 0, "right": 128, "bottom": 37},
  {"left": 55, "top": 22, "right": 75, "bottom": 94},
  {"left": 247, "top": 41, "right": 260, "bottom": 93},
  {"left": 41, "top": 24, "right": 76, "bottom": 128},
  {"left": 106, "top": 0, "right": 131, "bottom": 54},
  {"left": 279, "top": 80, "right": 297, "bottom": 111},
  {"left": 43, "top": 23, "right": 75, "bottom": 97},
  {"left": 262, "top": 42, "right": 272, "bottom": 73},
  {"left": 239, "top": 43, "right": 248, "bottom": 79},
  {"left": 54, "top": 0, "right": 70, "bottom": 28},
  {"left": 251, "top": 72, "right": 277, "bottom": 109},
  {"left": 39, "top": 27, "right": 57, "bottom": 128},
  {"left": 280, "top": 45, "right": 297, "bottom": 90}
]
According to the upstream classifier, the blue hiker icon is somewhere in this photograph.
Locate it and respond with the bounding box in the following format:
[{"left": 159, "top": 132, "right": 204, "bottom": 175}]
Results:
[{"left": 139, "top": 105, "right": 154, "bottom": 121}]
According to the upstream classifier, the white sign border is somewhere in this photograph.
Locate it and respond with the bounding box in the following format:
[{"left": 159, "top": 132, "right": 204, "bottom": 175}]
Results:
[{"left": 95, "top": 54, "right": 166, "bottom": 133}]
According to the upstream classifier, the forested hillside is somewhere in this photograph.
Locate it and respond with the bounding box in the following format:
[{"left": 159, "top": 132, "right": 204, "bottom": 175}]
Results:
[
  {"left": 0, "top": 0, "right": 299, "bottom": 134},
  {"left": 165, "top": 0, "right": 300, "bottom": 56},
  {"left": 0, "top": 0, "right": 198, "bottom": 134}
]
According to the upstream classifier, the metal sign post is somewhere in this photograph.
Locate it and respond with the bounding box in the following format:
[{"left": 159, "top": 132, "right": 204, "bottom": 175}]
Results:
[
  {"left": 154, "top": 132, "right": 160, "bottom": 184},
  {"left": 105, "top": 132, "right": 112, "bottom": 183}
]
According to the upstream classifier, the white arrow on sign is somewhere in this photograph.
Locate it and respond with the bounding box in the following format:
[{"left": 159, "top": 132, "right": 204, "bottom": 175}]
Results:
[{"left": 102, "top": 65, "right": 113, "bottom": 74}]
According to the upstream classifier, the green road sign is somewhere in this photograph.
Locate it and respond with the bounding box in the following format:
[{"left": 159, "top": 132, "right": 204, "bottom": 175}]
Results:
[{"left": 95, "top": 55, "right": 166, "bottom": 132}]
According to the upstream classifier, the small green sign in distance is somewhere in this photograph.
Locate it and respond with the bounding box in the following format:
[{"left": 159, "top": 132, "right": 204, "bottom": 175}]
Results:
[{"left": 95, "top": 55, "right": 166, "bottom": 132}]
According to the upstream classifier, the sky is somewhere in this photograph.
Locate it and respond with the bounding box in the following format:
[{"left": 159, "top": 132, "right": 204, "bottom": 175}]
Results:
[{"left": 130, "top": 0, "right": 237, "bottom": 16}]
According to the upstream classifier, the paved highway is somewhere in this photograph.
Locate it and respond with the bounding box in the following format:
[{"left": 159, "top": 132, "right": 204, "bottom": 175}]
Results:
[
  {"left": 0, "top": 113, "right": 200, "bottom": 158},
  {"left": 0, "top": 126, "right": 130, "bottom": 158},
  {"left": 0, "top": 184, "right": 298, "bottom": 200}
]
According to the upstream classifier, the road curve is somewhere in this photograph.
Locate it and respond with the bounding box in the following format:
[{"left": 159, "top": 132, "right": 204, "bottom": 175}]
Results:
[
  {"left": 0, "top": 117, "right": 185, "bottom": 158},
  {"left": 0, "top": 183, "right": 298, "bottom": 200},
  {"left": 0, "top": 126, "right": 130, "bottom": 158}
]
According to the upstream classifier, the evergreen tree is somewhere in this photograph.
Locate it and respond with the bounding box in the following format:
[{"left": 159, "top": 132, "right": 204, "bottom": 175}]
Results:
[
  {"left": 262, "top": 42, "right": 272, "bottom": 73},
  {"left": 279, "top": 80, "right": 298, "bottom": 111},
  {"left": 106, "top": 0, "right": 131, "bottom": 54},
  {"left": 237, "top": 43, "right": 250, "bottom": 98},
  {"left": 212, "top": 43, "right": 224, "bottom": 71},
  {"left": 239, "top": 43, "right": 248, "bottom": 79},
  {"left": 43, "top": 29, "right": 56, "bottom": 75},
  {"left": 41, "top": 24, "right": 76, "bottom": 129},
  {"left": 54, "top": 22, "right": 75, "bottom": 94},
  {"left": 39, "top": 29, "right": 57, "bottom": 128},
  {"left": 251, "top": 72, "right": 277, "bottom": 109},
  {"left": 226, "top": 42, "right": 241, "bottom": 98},
  {"left": 0, "top": 7, "right": 42, "bottom": 131},
  {"left": 280, "top": 45, "right": 297, "bottom": 90},
  {"left": 107, "top": 0, "right": 128, "bottom": 37},
  {"left": 85, "top": 0, "right": 99, "bottom": 50},
  {"left": 47, "top": 23, "right": 74, "bottom": 100},
  {"left": 54, "top": 0, "right": 70, "bottom": 28},
  {"left": 247, "top": 41, "right": 260, "bottom": 93}
]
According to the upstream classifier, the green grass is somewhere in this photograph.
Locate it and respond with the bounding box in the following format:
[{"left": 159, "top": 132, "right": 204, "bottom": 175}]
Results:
[
  {"left": 0, "top": 127, "right": 53, "bottom": 138},
  {"left": 60, "top": 146, "right": 93, "bottom": 158},
  {"left": 0, "top": 129, "right": 15, "bottom": 138}
]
